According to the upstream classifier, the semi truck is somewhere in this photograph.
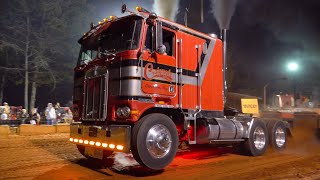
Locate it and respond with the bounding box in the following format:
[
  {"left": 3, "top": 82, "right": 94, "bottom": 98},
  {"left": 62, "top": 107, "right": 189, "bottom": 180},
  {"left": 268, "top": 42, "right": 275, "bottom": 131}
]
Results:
[{"left": 70, "top": 5, "right": 290, "bottom": 170}]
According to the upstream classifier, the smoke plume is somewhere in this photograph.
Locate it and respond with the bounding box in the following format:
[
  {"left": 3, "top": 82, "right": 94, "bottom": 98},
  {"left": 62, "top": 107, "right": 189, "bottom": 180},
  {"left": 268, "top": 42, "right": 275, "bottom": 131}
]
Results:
[
  {"left": 152, "top": 0, "right": 180, "bottom": 21},
  {"left": 211, "top": 0, "right": 238, "bottom": 29}
]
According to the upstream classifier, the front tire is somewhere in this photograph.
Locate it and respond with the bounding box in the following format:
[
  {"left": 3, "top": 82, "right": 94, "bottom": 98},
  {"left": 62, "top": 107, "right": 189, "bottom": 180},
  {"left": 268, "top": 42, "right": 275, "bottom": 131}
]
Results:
[
  {"left": 131, "top": 113, "right": 178, "bottom": 170},
  {"left": 243, "top": 119, "right": 269, "bottom": 156}
]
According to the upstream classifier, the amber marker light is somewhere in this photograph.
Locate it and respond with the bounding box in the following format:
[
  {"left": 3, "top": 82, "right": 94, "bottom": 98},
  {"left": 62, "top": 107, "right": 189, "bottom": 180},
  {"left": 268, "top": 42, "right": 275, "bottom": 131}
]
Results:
[
  {"left": 89, "top": 141, "right": 95, "bottom": 145},
  {"left": 102, "top": 143, "right": 108, "bottom": 148},
  {"left": 69, "top": 138, "right": 73, "bottom": 142},
  {"left": 79, "top": 139, "right": 83, "bottom": 144},
  {"left": 95, "top": 142, "right": 101, "bottom": 147},
  {"left": 116, "top": 145, "right": 124, "bottom": 150},
  {"left": 84, "top": 140, "right": 89, "bottom": 144},
  {"left": 74, "top": 139, "right": 79, "bottom": 143},
  {"left": 131, "top": 110, "right": 139, "bottom": 115},
  {"left": 136, "top": 6, "right": 142, "bottom": 11},
  {"left": 109, "top": 16, "right": 118, "bottom": 20},
  {"left": 159, "top": 101, "right": 165, "bottom": 104},
  {"left": 109, "top": 144, "right": 115, "bottom": 149}
]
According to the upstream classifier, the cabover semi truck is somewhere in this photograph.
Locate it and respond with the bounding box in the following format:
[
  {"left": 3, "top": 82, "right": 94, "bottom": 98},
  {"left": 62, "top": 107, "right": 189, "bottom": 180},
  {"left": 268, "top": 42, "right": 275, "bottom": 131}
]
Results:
[{"left": 70, "top": 5, "right": 290, "bottom": 170}]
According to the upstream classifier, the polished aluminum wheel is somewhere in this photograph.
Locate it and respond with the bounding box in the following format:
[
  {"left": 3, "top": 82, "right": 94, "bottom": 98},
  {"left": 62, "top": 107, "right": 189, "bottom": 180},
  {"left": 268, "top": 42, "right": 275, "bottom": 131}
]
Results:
[
  {"left": 146, "top": 124, "right": 172, "bottom": 158},
  {"left": 253, "top": 127, "right": 266, "bottom": 150},
  {"left": 275, "top": 126, "right": 286, "bottom": 147}
]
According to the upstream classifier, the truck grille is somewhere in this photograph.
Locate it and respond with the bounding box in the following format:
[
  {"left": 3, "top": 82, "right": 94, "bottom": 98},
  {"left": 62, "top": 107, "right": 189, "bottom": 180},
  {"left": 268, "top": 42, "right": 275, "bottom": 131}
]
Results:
[{"left": 83, "top": 67, "right": 108, "bottom": 121}]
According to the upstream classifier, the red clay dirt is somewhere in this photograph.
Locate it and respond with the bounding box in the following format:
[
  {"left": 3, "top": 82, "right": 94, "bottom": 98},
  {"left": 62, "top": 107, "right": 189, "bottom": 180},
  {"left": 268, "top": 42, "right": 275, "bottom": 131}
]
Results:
[{"left": 0, "top": 119, "right": 319, "bottom": 180}]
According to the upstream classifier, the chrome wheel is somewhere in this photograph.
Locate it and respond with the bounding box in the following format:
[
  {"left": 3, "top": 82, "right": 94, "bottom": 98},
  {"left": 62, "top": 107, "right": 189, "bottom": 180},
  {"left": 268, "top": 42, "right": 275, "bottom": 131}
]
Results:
[
  {"left": 253, "top": 127, "right": 266, "bottom": 150},
  {"left": 146, "top": 124, "right": 172, "bottom": 158},
  {"left": 275, "top": 127, "right": 286, "bottom": 147}
]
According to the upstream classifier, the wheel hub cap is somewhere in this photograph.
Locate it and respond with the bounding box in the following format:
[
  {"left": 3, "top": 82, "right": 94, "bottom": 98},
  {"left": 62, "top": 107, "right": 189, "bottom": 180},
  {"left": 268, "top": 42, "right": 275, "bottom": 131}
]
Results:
[
  {"left": 275, "top": 127, "right": 286, "bottom": 147},
  {"left": 253, "top": 127, "right": 266, "bottom": 150},
  {"left": 146, "top": 124, "right": 172, "bottom": 158}
]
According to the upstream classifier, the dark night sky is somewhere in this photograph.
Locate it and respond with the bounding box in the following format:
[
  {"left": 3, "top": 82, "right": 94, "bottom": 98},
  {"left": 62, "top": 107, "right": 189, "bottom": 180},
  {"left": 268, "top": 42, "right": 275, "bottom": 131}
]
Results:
[
  {"left": 1, "top": 0, "right": 320, "bottom": 108},
  {"left": 91, "top": 0, "right": 320, "bottom": 96}
]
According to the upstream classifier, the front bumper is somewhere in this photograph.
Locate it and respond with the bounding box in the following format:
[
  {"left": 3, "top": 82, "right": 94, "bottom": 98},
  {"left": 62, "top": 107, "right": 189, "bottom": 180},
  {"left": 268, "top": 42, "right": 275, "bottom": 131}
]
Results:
[{"left": 70, "top": 123, "right": 131, "bottom": 153}]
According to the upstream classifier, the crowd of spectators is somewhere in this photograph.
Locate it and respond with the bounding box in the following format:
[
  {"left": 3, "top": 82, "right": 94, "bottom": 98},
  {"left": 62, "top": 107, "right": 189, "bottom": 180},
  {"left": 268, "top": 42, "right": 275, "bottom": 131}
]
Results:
[{"left": 0, "top": 102, "right": 73, "bottom": 125}]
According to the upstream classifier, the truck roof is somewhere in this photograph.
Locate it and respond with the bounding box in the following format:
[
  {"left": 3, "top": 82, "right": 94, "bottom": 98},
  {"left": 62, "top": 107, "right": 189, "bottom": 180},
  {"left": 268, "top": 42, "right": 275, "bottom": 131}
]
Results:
[{"left": 79, "top": 13, "right": 217, "bottom": 44}]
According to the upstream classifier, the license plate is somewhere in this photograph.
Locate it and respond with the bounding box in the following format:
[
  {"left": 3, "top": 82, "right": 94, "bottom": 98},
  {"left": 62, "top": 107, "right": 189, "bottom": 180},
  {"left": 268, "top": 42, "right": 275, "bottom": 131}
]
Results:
[{"left": 84, "top": 146, "right": 103, "bottom": 160}]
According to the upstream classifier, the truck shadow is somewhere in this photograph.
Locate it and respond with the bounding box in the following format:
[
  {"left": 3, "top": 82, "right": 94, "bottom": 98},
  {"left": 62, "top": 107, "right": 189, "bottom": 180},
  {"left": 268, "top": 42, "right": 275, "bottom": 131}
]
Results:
[{"left": 176, "top": 145, "right": 234, "bottom": 160}]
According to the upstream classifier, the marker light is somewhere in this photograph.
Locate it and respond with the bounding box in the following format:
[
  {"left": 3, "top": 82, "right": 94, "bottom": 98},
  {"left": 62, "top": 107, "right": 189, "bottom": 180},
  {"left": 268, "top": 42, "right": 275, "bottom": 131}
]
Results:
[
  {"left": 109, "top": 144, "right": 115, "bottom": 149},
  {"left": 84, "top": 140, "right": 89, "bottom": 144},
  {"left": 74, "top": 139, "right": 79, "bottom": 143},
  {"left": 79, "top": 139, "right": 83, "bottom": 144},
  {"left": 135, "top": 6, "right": 149, "bottom": 13},
  {"left": 95, "top": 142, "right": 101, "bottom": 147},
  {"left": 109, "top": 16, "right": 118, "bottom": 20},
  {"left": 116, "top": 145, "right": 124, "bottom": 150},
  {"left": 89, "top": 141, "right": 95, "bottom": 145},
  {"left": 102, "top": 143, "right": 108, "bottom": 148},
  {"left": 98, "top": 21, "right": 102, "bottom": 25},
  {"left": 103, "top": 18, "right": 108, "bottom": 22},
  {"left": 69, "top": 138, "right": 74, "bottom": 142}
]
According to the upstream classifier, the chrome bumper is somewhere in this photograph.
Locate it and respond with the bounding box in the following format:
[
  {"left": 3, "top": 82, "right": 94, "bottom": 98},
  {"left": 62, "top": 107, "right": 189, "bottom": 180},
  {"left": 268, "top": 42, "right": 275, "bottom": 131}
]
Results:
[{"left": 70, "top": 123, "right": 131, "bottom": 153}]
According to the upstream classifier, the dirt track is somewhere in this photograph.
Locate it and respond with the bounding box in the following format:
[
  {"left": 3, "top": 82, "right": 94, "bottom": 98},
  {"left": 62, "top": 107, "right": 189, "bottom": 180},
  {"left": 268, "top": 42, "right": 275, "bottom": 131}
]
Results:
[{"left": 0, "top": 121, "right": 319, "bottom": 180}]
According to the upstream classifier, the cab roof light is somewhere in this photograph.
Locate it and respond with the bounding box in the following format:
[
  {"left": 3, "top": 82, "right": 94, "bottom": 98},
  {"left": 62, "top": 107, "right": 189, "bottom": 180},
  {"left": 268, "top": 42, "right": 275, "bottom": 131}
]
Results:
[
  {"left": 74, "top": 139, "right": 79, "bottom": 143},
  {"left": 109, "top": 15, "right": 118, "bottom": 21},
  {"left": 95, "top": 142, "right": 101, "bottom": 147},
  {"left": 89, "top": 141, "right": 95, "bottom": 145},
  {"left": 98, "top": 21, "right": 103, "bottom": 25},
  {"left": 69, "top": 138, "right": 73, "bottom": 142},
  {"left": 135, "top": 6, "right": 149, "bottom": 13},
  {"left": 103, "top": 18, "right": 109, "bottom": 22},
  {"left": 84, "top": 140, "right": 89, "bottom": 145},
  {"left": 79, "top": 139, "right": 84, "bottom": 144}
]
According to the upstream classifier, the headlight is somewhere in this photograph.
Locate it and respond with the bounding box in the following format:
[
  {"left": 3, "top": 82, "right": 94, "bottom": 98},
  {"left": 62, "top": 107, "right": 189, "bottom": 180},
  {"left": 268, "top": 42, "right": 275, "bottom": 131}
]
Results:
[{"left": 116, "top": 106, "right": 131, "bottom": 118}]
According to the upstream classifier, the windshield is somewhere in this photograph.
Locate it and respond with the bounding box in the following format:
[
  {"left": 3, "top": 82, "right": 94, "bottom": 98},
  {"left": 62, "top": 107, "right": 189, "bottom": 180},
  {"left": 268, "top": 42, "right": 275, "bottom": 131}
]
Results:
[{"left": 77, "top": 16, "right": 143, "bottom": 65}]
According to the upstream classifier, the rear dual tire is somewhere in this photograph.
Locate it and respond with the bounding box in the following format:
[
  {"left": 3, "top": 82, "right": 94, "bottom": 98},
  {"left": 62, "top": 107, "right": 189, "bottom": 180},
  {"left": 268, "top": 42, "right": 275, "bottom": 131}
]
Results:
[
  {"left": 242, "top": 119, "right": 269, "bottom": 156},
  {"left": 267, "top": 120, "right": 287, "bottom": 151}
]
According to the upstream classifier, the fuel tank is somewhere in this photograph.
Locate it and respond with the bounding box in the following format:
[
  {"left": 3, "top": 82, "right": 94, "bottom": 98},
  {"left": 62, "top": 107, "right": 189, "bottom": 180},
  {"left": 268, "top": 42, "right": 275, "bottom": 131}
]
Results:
[{"left": 196, "top": 117, "right": 245, "bottom": 144}]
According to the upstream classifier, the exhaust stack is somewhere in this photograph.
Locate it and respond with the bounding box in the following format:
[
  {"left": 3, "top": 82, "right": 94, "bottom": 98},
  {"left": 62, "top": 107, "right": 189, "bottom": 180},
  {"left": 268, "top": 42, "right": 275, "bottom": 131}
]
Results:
[{"left": 211, "top": 0, "right": 238, "bottom": 105}]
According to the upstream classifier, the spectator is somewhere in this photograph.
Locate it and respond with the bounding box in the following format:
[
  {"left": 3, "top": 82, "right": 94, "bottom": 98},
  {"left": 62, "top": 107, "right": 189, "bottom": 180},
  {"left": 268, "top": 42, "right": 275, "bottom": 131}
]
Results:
[
  {"left": 20, "top": 109, "right": 29, "bottom": 118},
  {"left": 30, "top": 108, "right": 41, "bottom": 125},
  {"left": 63, "top": 108, "right": 73, "bottom": 124},
  {"left": 0, "top": 113, "right": 8, "bottom": 120},
  {"left": 3, "top": 102, "right": 10, "bottom": 118},
  {"left": 45, "top": 103, "right": 57, "bottom": 125},
  {"left": 55, "top": 102, "right": 63, "bottom": 123}
]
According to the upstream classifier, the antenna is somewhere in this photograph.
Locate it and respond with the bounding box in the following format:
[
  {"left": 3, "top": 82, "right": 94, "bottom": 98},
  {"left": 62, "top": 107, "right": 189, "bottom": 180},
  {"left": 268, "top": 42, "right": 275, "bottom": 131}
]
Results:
[
  {"left": 184, "top": 0, "right": 191, "bottom": 26},
  {"left": 201, "top": 0, "right": 204, "bottom": 23}
]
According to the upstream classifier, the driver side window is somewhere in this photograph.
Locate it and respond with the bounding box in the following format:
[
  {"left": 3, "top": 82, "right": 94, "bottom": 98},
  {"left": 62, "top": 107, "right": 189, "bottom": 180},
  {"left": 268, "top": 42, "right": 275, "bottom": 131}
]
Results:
[
  {"left": 162, "top": 29, "right": 175, "bottom": 56},
  {"left": 144, "top": 26, "right": 175, "bottom": 57}
]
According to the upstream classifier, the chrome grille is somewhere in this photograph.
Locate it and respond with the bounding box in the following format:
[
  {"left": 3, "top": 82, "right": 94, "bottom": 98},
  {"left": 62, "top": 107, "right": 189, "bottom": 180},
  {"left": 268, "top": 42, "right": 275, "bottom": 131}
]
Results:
[{"left": 83, "top": 67, "right": 108, "bottom": 121}]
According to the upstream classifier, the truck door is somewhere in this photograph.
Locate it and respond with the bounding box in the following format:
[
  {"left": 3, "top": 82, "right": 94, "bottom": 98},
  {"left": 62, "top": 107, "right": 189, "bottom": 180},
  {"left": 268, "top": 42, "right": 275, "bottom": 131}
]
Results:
[{"left": 141, "top": 24, "right": 177, "bottom": 99}]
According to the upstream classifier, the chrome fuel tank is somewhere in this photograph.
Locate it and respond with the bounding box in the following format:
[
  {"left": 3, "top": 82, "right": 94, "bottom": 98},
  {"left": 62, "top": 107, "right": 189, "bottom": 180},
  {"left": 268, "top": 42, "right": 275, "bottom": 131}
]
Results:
[{"left": 196, "top": 118, "right": 245, "bottom": 143}]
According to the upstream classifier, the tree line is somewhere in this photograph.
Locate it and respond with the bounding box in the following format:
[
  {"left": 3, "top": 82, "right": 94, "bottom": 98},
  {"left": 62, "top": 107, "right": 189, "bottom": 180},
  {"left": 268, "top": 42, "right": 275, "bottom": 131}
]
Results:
[{"left": 0, "top": 0, "right": 94, "bottom": 111}]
